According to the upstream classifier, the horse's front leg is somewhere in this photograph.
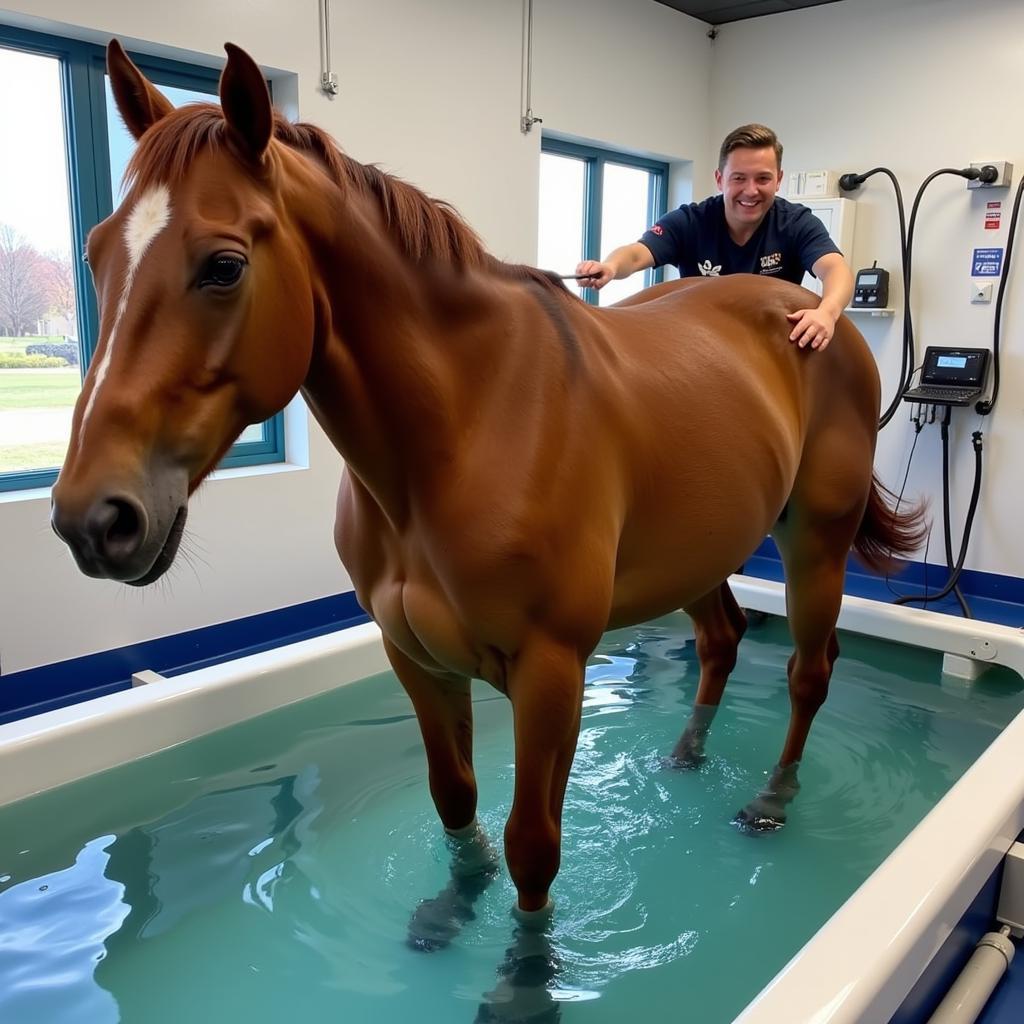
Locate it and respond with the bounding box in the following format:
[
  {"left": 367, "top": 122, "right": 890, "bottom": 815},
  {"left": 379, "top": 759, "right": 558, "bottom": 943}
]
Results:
[
  {"left": 504, "top": 638, "right": 586, "bottom": 917},
  {"left": 471, "top": 637, "right": 583, "bottom": 1022},
  {"left": 383, "top": 639, "right": 499, "bottom": 950}
]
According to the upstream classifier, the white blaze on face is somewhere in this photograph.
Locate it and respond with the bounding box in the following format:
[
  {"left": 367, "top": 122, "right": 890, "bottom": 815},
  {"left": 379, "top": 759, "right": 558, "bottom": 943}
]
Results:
[{"left": 80, "top": 184, "right": 173, "bottom": 436}]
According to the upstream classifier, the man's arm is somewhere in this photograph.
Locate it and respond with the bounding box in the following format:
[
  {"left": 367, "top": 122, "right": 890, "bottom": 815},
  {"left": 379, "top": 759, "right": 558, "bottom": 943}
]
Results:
[
  {"left": 786, "top": 253, "right": 855, "bottom": 351},
  {"left": 575, "top": 242, "right": 655, "bottom": 290}
]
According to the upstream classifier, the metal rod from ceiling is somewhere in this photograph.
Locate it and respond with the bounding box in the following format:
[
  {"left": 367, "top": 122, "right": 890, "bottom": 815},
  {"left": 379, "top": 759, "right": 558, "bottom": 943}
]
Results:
[
  {"left": 520, "top": 0, "right": 542, "bottom": 133},
  {"left": 320, "top": 0, "right": 339, "bottom": 97}
]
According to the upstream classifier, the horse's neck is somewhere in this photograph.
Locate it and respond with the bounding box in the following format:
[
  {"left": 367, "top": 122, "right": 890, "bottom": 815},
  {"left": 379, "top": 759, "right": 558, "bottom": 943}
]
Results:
[{"left": 289, "top": 167, "right": 472, "bottom": 521}]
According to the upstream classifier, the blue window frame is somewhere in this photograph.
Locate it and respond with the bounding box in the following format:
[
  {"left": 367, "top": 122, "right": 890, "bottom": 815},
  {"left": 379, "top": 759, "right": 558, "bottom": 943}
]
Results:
[
  {"left": 540, "top": 137, "right": 670, "bottom": 306},
  {"left": 0, "top": 25, "right": 285, "bottom": 494}
]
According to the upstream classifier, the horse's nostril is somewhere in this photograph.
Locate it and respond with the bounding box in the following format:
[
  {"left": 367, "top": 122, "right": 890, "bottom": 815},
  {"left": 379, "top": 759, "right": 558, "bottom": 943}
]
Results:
[
  {"left": 89, "top": 496, "right": 147, "bottom": 562},
  {"left": 107, "top": 498, "right": 141, "bottom": 545}
]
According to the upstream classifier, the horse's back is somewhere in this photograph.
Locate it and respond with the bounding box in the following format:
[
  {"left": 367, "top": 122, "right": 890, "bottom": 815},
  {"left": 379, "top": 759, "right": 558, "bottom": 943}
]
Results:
[
  {"left": 592, "top": 275, "right": 878, "bottom": 438},
  {"left": 570, "top": 275, "right": 880, "bottom": 621}
]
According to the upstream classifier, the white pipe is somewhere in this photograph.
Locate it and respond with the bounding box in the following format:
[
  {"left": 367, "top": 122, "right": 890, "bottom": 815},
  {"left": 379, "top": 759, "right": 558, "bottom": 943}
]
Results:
[{"left": 926, "top": 926, "right": 1016, "bottom": 1024}]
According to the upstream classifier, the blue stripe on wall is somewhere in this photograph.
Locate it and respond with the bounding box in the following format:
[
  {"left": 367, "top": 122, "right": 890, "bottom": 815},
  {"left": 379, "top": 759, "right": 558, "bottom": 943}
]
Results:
[
  {"left": 750, "top": 537, "right": 1024, "bottom": 608},
  {"left": 4, "top": 549, "right": 1023, "bottom": 727},
  {"left": 0, "top": 592, "right": 370, "bottom": 726}
]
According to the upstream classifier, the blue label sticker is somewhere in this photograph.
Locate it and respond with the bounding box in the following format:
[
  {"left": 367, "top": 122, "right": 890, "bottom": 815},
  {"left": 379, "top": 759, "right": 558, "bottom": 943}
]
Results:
[{"left": 972, "top": 247, "right": 1003, "bottom": 277}]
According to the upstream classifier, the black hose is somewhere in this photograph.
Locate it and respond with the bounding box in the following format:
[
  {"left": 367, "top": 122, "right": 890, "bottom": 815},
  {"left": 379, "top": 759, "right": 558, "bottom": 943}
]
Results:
[
  {"left": 895, "top": 429, "right": 983, "bottom": 610},
  {"left": 839, "top": 168, "right": 911, "bottom": 429},
  {"left": 938, "top": 408, "right": 971, "bottom": 617},
  {"left": 841, "top": 165, "right": 1001, "bottom": 609},
  {"left": 881, "top": 168, "right": 993, "bottom": 427}
]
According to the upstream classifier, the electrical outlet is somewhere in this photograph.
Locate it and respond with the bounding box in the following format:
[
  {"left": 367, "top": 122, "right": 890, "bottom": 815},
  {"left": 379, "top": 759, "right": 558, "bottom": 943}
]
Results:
[
  {"left": 968, "top": 161, "right": 1013, "bottom": 188},
  {"left": 972, "top": 281, "right": 993, "bottom": 303}
]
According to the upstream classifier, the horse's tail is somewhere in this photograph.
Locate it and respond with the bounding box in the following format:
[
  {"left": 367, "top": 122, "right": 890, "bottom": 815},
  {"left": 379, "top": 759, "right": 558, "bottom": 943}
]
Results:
[{"left": 852, "top": 474, "right": 928, "bottom": 574}]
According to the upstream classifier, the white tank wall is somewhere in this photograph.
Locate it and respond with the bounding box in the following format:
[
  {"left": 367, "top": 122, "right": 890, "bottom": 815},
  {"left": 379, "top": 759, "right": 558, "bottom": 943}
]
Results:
[
  {"left": 0, "top": 0, "right": 711, "bottom": 672},
  {"left": 709, "top": 0, "right": 1024, "bottom": 583}
]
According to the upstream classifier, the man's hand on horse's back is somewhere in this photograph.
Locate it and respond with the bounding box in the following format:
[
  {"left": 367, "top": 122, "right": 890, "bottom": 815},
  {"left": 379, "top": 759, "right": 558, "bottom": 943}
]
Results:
[{"left": 786, "top": 307, "right": 837, "bottom": 352}]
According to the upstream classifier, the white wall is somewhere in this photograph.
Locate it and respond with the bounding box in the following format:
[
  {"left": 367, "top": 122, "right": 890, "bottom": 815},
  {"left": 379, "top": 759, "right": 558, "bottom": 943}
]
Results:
[
  {"left": 0, "top": 0, "right": 712, "bottom": 673},
  {"left": 8, "top": 0, "right": 1018, "bottom": 676},
  {"left": 533, "top": 0, "right": 711, "bottom": 196},
  {"left": 709, "top": 0, "right": 1024, "bottom": 579}
]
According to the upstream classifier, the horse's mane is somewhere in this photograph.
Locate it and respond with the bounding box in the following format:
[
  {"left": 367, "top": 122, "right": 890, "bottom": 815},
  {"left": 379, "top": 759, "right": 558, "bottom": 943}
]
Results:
[{"left": 125, "top": 103, "right": 568, "bottom": 294}]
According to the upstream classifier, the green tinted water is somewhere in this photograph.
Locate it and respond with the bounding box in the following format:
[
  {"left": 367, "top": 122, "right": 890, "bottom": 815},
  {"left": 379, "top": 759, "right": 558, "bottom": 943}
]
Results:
[{"left": 2, "top": 615, "right": 1022, "bottom": 1024}]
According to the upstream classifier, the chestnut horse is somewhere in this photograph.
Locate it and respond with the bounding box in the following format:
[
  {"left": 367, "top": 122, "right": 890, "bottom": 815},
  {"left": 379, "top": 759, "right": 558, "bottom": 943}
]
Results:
[{"left": 52, "top": 43, "right": 923, "bottom": 937}]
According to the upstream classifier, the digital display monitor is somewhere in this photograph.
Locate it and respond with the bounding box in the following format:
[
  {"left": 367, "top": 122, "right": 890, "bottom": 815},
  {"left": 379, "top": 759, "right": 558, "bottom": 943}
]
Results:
[
  {"left": 922, "top": 348, "right": 988, "bottom": 385},
  {"left": 858, "top": 273, "right": 879, "bottom": 286}
]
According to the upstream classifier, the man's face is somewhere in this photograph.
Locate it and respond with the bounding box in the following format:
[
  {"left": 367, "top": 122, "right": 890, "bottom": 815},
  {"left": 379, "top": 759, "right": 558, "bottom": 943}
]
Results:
[{"left": 714, "top": 146, "right": 783, "bottom": 229}]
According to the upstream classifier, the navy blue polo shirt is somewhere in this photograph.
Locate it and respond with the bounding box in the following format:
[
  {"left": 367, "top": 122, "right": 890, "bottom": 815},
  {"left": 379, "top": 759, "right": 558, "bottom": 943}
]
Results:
[{"left": 639, "top": 195, "right": 840, "bottom": 284}]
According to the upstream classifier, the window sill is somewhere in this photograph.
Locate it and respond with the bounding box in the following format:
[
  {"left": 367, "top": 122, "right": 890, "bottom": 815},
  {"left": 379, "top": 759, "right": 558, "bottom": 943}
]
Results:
[
  {"left": 0, "top": 459, "right": 308, "bottom": 505},
  {"left": 207, "top": 460, "right": 307, "bottom": 484}
]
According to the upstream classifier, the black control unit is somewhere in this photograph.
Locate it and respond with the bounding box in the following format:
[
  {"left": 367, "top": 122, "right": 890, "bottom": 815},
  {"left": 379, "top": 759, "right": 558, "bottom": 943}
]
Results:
[{"left": 852, "top": 263, "right": 889, "bottom": 308}]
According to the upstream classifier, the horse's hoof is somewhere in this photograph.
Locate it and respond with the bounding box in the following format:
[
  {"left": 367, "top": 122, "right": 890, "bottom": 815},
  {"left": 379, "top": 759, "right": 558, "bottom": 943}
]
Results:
[
  {"left": 406, "top": 911, "right": 465, "bottom": 951},
  {"left": 475, "top": 923, "right": 561, "bottom": 1023},
  {"left": 406, "top": 893, "right": 475, "bottom": 952},
  {"left": 406, "top": 863, "right": 499, "bottom": 952},
  {"left": 731, "top": 805, "right": 786, "bottom": 834},
  {"left": 406, "top": 931, "right": 451, "bottom": 953},
  {"left": 661, "top": 752, "right": 705, "bottom": 771},
  {"left": 475, "top": 1001, "right": 561, "bottom": 1024}
]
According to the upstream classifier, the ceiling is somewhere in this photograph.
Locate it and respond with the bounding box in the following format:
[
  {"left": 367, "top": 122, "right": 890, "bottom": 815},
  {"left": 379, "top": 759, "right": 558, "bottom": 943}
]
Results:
[{"left": 654, "top": 0, "right": 843, "bottom": 26}]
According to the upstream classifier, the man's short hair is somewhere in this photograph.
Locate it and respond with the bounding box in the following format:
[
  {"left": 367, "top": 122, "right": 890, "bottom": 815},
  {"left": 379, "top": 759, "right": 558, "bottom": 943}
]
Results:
[{"left": 718, "top": 124, "right": 783, "bottom": 172}]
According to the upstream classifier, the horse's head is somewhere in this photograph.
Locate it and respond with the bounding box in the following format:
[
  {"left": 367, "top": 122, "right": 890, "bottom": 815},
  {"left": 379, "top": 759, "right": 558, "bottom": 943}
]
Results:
[{"left": 51, "top": 41, "right": 315, "bottom": 584}]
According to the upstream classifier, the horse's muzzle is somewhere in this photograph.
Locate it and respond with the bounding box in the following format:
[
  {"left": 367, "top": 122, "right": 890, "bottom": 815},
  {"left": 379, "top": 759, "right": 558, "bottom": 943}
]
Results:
[{"left": 51, "top": 474, "right": 188, "bottom": 585}]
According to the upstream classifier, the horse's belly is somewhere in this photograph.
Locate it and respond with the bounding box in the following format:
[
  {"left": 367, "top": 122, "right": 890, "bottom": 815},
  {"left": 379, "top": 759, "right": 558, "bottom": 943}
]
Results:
[
  {"left": 609, "top": 537, "right": 754, "bottom": 626},
  {"left": 609, "top": 475, "right": 787, "bottom": 623}
]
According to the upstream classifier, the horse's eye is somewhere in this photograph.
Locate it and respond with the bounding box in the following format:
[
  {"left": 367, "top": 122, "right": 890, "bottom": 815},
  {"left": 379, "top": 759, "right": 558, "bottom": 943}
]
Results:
[{"left": 199, "top": 254, "right": 246, "bottom": 289}]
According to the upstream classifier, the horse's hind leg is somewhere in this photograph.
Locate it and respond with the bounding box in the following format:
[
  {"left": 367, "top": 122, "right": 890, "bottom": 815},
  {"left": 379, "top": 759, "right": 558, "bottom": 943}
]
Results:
[
  {"left": 733, "top": 512, "right": 853, "bottom": 833},
  {"left": 384, "top": 639, "right": 499, "bottom": 950},
  {"left": 668, "top": 581, "right": 747, "bottom": 768}
]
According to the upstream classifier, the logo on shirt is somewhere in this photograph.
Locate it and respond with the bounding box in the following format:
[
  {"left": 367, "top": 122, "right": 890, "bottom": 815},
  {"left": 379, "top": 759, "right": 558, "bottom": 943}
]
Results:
[
  {"left": 649, "top": 225, "right": 664, "bottom": 236},
  {"left": 698, "top": 259, "right": 721, "bottom": 277},
  {"left": 759, "top": 252, "right": 783, "bottom": 274}
]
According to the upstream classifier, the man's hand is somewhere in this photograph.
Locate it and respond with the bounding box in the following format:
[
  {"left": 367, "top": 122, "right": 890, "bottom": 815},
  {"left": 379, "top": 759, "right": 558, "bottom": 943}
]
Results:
[
  {"left": 786, "top": 306, "right": 837, "bottom": 351},
  {"left": 574, "top": 259, "right": 615, "bottom": 290},
  {"left": 574, "top": 243, "right": 654, "bottom": 291}
]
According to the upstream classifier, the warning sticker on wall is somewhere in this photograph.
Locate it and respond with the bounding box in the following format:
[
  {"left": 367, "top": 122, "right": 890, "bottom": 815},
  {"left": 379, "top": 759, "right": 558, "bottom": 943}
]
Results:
[{"left": 972, "top": 247, "right": 1003, "bottom": 276}]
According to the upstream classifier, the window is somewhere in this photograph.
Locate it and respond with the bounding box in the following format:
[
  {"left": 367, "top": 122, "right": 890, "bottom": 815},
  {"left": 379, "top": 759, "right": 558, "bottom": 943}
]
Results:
[
  {"left": 0, "top": 26, "right": 284, "bottom": 494},
  {"left": 538, "top": 138, "right": 669, "bottom": 306}
]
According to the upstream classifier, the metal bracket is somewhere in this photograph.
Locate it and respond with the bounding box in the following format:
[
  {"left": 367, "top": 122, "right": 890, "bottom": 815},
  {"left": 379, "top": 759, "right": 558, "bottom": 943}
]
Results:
[
  {"left": 998, "top": 842, "right": 1024, "bottom": 937},
  {"left": 131, "top": 669, "right": 166, "bottom": 687},
  {"left": 520, "top": 111, "right": 543, "bottom": 134}
]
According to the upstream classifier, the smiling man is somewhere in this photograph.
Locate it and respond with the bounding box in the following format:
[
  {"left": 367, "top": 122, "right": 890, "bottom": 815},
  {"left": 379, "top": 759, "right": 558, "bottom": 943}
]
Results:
[{"left": 575, "top": 124, "right": 854, "bottom": 351}]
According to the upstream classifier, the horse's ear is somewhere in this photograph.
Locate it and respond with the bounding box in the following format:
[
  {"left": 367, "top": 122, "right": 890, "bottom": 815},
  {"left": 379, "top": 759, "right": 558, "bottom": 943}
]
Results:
[
  {"left": 106, "top": 39, "right": 173, "bottom": 141},
  {"left": 220, "top": 43, "right": 273, "bottom": 164}
]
